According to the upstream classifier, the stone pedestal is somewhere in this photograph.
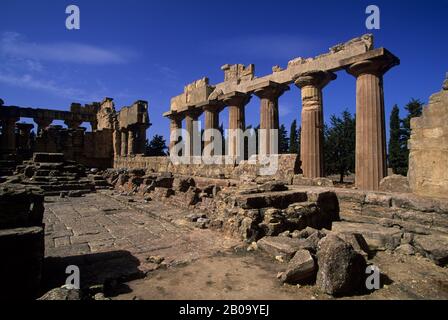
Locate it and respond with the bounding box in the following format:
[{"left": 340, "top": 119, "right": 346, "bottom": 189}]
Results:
[
  {"left": 121, "top": 129, "right": 128, "bottom": 156},
  {"left": 347, "top": 57, "right": 398, "bottom": 190},
  {"left": 254, "top": 83, "right": 289, "bottom": 155},
  {"left": 224, "top": 93, "right": 250, "bottom": 158},
  {"left": 294, "top": 71, "right": 336, "bottom": 178}
]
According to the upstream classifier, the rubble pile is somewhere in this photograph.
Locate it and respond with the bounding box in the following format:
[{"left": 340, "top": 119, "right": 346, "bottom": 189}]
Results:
[{"left": 13, "top": 153, "right": 96, "bottom": 196}]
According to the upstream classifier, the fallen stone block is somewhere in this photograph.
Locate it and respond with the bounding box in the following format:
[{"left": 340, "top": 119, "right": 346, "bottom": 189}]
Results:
[
  {"left": 280, "top": 249, "right": 316, "bottom": 284},
  {"left": 257, "top": 236, "right": 307, "bottom": 261},
  {"left": 316, "top": 234, "right": 367, "bottom": 296},
  {"left": 332, "top": 221, "right": 402, "bottom": 251},
  {"left": 380, "top": 175, "right": 411, "bottom": 193},
  {"left": 413, "top": 234, "right": 448, "bottom": 266}
]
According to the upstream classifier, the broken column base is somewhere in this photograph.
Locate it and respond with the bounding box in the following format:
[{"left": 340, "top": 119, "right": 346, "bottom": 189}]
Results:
[{"left": 0, "top": 226, "right": 44, "bottom": 300}]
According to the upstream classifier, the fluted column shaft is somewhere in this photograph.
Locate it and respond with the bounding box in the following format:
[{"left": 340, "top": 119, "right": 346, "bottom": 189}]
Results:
[
  {"left": 255, "top": 84, "right": 289, "bottom": 155},
  {"left": 1, "top": 118, "right": 18, "bottom": 153},
  {"left": 226, "top": 95, "right": 250, "bottom": 158},
  {"left": 185, "top": 112, "right": 200, "bottom": 157},
  {"left": 128, "top": 129, "right": 135, "bottom": 155},
  {"left": 121, "top": 129, "right": 128, "bottom": 156},
  {"left": 113, "top": 129, "right": 121, "bottom": 158},
  {"left": 136, "top": 125, "right": 147, "bottom": 154},
  {"left": 295, "top": 71, "right": 336, "bottom": 178},
  {"left": 203, "top": 106, "right": 220, "bottom": 155},
  {"left": 347, "top": 57, "right": 398, "bottom": 190},
  {"left": 169, "top": 116, "right": 182, "bottom": 155}
]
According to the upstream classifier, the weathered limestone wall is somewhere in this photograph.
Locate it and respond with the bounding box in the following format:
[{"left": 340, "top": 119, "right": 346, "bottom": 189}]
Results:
[
  {"left": 113, "top": 154, "right": 300, "bottom": 182},
  {"left": 408, "top": 75, "right": 448, "bottom": 199},
  {"left": 35, "top": 126, "right": 114, "bottom": 169}
]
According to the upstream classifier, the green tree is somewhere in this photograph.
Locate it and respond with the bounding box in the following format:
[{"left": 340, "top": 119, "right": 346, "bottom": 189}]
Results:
[
  {"left": 401, "top": 98, "right": 424, "bottom": 173},
  {"left": 278, "top": 124, "right": 289, "bottom": 154},
  {"left": 324, "top": 110, "right": 356, "bottom": 183},
  {"left": 145, "top": 134, "right": 167, "bottom": 156},
  {"left": 388, "top": 105, "right": 407, "bottom": 175},
  {"left": 289, "top": 120, "right": 299, "bottom": 154}
]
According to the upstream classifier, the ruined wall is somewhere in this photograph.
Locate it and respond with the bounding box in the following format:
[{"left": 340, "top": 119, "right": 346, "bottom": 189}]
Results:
[
  {"left": 113, "top": 154, "right": 300, "bottom": 182},
  {"left": 408, "top": 75, "right": 448, "bottom": 199},
  {"left": 35, "top": 126, "right": 113, "bottom": 169}
]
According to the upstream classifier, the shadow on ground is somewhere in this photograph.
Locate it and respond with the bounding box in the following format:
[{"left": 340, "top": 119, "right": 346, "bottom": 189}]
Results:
[{"left": 40, "top": 250, "right": 144, "bottom": 296}]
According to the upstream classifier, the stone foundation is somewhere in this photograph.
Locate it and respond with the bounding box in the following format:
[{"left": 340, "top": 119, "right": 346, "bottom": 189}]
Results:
[
  {"left": 113, "top": 154, "right": 300, "bottom": 183},
  {"left": 0, "top": 183, "right": 45, "bottom": 300}
]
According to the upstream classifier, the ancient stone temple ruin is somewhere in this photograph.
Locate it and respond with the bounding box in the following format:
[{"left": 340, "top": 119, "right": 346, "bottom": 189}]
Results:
[
  {"left": 1, "top": 35, "right": 448, "bottom": 300},
  {"left": 164, "top": 34, "right": 399, "bottom": 191},
  {"left": 0, "top": 98, "right": 150, "bottom": 170}
]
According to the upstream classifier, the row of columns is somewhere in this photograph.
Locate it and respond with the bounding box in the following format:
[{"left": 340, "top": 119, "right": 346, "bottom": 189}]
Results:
[
  {"left": 167, "top": 57, "right": 396, "bottom": 190},
  {"left": 116, "top": 124, "right": 148, "bottom": 157}
]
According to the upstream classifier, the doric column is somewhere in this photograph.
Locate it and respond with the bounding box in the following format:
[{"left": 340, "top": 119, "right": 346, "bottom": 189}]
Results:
[
  {"left": 294, "top": 71, "right": 336, "bottom": 178},
  {"left": 16, "top": 123, "right": 34, "bottom": 151},
  {"left": 184, "top": 110, "right": 201, "bottom": 157},
  {"left": 347, "top": 55, "right": 399, "bottom": 190},
  {"left": 136, "top": 125, "right": 147, "bottom": 154},
  {"left": 90, "top": 120, "right": 98, "bottom": 131},
  {"left": 253, "top": 82, "right": 290, "bottom": 155},
  {"left": 121, "top": 129, "right": 128, "bottom": 156},
  {"left": 113, "top": 129, "right": 121, "bottom": 158},
  {"left": 1, "top": 118, "right": 19, "bottom": 153},
  {"left": 64, "top": 119, "right": 83, "bottom": 129},
  {"left": 33, "top": 118, "right": 52, "bottom": 135},
  {"left": 168, "top": 114, "right": 183, "bottom": 155},
  {"left": 203, "top": 103, "right": 222, "bottom": 155},
  {"left": 223, "top": 92, "right": 251, "bottom": 158},
  {"left": 128, "top": 128, "right": 135, "bottom": 155}
]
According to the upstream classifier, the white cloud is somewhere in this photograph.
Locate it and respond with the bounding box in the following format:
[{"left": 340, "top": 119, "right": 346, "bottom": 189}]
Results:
[{"left": 0, "top": 32, "right": 135, "bottom": 65}]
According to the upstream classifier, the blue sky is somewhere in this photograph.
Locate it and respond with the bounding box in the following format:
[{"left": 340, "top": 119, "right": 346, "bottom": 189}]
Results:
[{"left": 1, "top": 0, "right": 447, "bottom": 141}]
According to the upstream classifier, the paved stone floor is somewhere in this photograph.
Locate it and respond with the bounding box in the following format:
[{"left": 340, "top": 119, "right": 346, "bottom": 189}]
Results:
[{"left": 42, "top": 191, "right": 238, "bottom": 291}]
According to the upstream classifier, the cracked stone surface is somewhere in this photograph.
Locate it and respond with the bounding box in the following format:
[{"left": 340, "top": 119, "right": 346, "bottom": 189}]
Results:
[{"left": 42, "top": 190, "right": 238, "bottom": 291}]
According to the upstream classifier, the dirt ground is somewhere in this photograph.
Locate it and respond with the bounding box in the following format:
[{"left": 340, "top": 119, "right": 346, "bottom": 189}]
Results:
[{"left": 116, "top": 249, "right": 448, "bottom": 300}]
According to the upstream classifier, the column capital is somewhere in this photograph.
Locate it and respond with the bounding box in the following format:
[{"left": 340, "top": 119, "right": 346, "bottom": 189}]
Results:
[
  {"left": 250, "top": 81, "right": 290, "bottom": 99},
  {"left": 293, "top": 70, "right": 337, "bottom": 89},
  {"left": 185, "top": 106, "right": 203, "bottom": 120},
  {"left": 16, "top": 123, "right": 34, "bottom": 132},
  {"left": 346, "top": 55, "right": 399, "bottom": 78},
  {"left": 221, "top": 91, "right": 251, "bottom": 106},
  {"left": 201, "top": 101, "right": 225, "bottom": 113}
]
